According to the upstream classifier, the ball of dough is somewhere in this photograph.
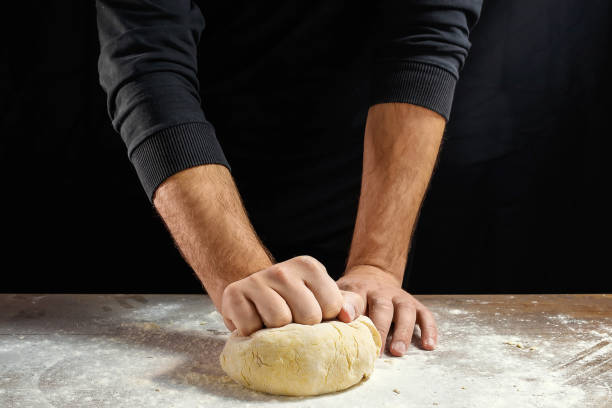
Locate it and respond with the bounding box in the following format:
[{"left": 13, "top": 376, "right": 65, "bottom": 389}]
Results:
[{"left": 219, "top": 315, "right": 382, "bottom": 396}]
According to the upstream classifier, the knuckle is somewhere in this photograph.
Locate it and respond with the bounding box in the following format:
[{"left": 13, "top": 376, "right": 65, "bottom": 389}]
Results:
[
  {"left": 413, "top": 298, "right": 426, "bottom": 309},
  {"left": 422, "top": 323, "right": 438, "bottom": 333},
  {"left": 370, "top": 297, "right": 393, "bottom": 310},
  {"left": 321, "top": 298, "right": 343, "bottom": 319},
  {"left": 222, "top": 282, "right": 240, "bottom": 300},
  {"left": 419, "top": 308, "right": 437, "bottom": 322},
  {"left": 239, "top": 321, "right": 262, "bottom": 337},
  {"left": 267, "top": 264, "right": 291, "bottom": 283},
  {"left": 266, "top": 311, "right": 292, "bottom": 328},
  {"left": 396, "top": 300, "right": 416, "bottom": 311},
  {"left": 296, "top": 311, "right": 322, "bottom": 325},
  {"left": 248, "top": 271, "right": 269, "bottom": 288},
  {"left": 393, "top": 327, "right": 414, "bottom": 339},
  {"left": 338, "top": 281, "right": 361, "bottom": 293},
  {"left": 295, "top": 255, "right": 317, "bottom": 265},
  {"left": 295, "top": 255, "right": 326, "bottom": 273},
  {"left": 221, "top": 297, "right": 244, "bottom": 318}
]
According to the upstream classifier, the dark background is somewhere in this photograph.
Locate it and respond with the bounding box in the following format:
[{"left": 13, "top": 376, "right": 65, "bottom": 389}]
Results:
[{"left": 1, "top": 1, "right": 610, "bottom": 294}]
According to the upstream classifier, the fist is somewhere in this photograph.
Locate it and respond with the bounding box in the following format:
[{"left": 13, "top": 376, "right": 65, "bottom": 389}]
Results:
[{"left": 221, "top": 255, "right": 344, "bottom": 336}]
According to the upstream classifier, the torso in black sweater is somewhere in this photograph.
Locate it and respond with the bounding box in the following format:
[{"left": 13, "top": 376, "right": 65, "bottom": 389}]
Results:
[{"left": 96, "top": 0, "right": 481, "bottom": 272}]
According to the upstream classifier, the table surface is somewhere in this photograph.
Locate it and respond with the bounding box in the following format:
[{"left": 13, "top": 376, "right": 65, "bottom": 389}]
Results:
[{"left": 0, "top": 294, "right": 610, "bottom": 408}]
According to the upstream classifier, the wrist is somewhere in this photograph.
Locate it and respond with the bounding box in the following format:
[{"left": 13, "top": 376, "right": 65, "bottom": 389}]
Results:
[
  {"left": 154, "top": 164, "right": 274, "bottom": 310},
  {"left": 343, "top": 264, "right": 403, "bottom": 287},
  {"left": 345, "top": 244, "right": 407, "bottom": 284}
]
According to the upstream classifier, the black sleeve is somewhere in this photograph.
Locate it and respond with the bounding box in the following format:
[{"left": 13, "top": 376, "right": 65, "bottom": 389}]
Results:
[
  {"left": 370, "top": 0, "right": 483, "bottom": 120},
  {"left": 96, "top": 0, "right": 230, "bottom": 201}
]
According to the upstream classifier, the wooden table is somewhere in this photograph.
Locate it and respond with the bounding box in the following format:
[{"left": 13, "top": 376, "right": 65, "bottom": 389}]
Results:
[{"left": 0, "top": 294, "right": 610, "bottom": 407}]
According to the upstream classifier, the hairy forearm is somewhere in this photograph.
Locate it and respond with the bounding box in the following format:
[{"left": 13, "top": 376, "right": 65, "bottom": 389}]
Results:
[
  {"left": 346, "top": 103, "right": 446, "bottom": 282},
  {"left": 153, "top": 164, "right": 274, "bottom": 309}
]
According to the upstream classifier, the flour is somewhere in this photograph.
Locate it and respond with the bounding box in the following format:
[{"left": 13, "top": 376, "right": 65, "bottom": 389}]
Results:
[
  {"left": 547, "top": 314, "right": 588, "bottom": 326},
  {"left": 1, "top": 295, "right": 608, "bottom": 408},
  {"left": 448, "top": 309, "right": 469, "bottom": 315},
  {"left": 589, "top": 330, "right": 610, "bottom": 339}
]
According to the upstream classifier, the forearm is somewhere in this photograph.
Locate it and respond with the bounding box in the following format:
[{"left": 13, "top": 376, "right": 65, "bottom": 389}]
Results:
[
  {"left": 153, "top": 164, "right": 274, "bottom": 310},
  {"left": 346, "top": 103, "right": 445, "bottom": 282}
]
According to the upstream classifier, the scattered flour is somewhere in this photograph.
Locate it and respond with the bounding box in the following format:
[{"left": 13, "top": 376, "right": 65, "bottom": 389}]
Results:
[
  {"left": 1, "top": 296, "right": 607, "bottom": 408},
  {"left": 448, "top": 309, "right": 469, "bottom": 315}
]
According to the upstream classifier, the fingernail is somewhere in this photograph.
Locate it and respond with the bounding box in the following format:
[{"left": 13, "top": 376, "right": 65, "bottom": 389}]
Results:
[
  {"left": 343, "top": 303, "right": 355, "bottom": 320},
  {"left": 423, "top": 338, "right": 434, "bottom": 348},
  {"left": 392, "top": 342, "right": 407, "bottom": 355}
]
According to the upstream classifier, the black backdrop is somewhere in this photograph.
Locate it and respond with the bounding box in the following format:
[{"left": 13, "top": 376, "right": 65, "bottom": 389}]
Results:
[{"left": 1, "top": 1, "right": 610, "bottom": 294}]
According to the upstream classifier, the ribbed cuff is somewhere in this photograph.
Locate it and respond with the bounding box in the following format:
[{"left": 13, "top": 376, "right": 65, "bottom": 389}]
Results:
[
  {"left": 129, "top": 122, "right": 230, "bottom": 202},
  {"left": 370, "top": 62, "right": 458, "bottom": 121}
]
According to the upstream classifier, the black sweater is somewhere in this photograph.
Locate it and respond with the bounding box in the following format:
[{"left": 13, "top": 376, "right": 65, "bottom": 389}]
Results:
[{"left": 96, "top": 1, "right": 482, "bottom": 201}]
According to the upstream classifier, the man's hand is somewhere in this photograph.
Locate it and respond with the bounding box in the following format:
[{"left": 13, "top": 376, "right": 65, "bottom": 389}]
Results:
[
  {"left": 221, "top": 255, "right": 344, "bottom": 336},
  {"left": 339, "top": 104, "right": 445, "bottom": 357},
  {"left": 337, "top": 265, "right": 438, "bottom": 356},
  {"left": 154, "top": 165, "right": 348, "bottom": 335}
]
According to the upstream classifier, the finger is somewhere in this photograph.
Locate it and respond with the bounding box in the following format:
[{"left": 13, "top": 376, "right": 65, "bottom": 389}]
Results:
[
  {"left": 415, "top": 306, "right": 438, "bottom": 350},
  {"left": 367, "top": 295, "right": 394, "bottom": 356},
  {"left": 263, "top": 266, "right": 322, "bottom": 325},
  {"left": 243, "top": 283, "right": 293, "bottom": 329},
  {"left": 223, "top": 317, "right": 236, "bottom": 332},
  {"left": 222, "top": 287, "right": 263, "bottom": 336},
  {"left": 292, "top": 256, "right": 344, "bottom": 319},
  {"left": 337, "top": 290, "right": 365, "bottom": 323},
  {"left": 389, "top": 298, "right": 417, "bottom": 356}
]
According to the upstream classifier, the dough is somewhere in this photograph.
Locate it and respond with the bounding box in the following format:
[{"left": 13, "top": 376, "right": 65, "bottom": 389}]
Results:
[{"left": 220, "top": 315, "right": 381, "bottom": 396}]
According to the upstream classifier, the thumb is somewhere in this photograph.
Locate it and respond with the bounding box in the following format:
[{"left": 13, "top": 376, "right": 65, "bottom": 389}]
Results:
[{"left": 338, "top": 290, "right": 365, "bottom": 323}]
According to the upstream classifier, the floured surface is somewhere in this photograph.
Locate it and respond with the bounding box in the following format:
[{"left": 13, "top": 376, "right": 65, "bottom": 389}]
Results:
[{"left": 0, "top": 294, "right": 610, "bottom": 407}]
